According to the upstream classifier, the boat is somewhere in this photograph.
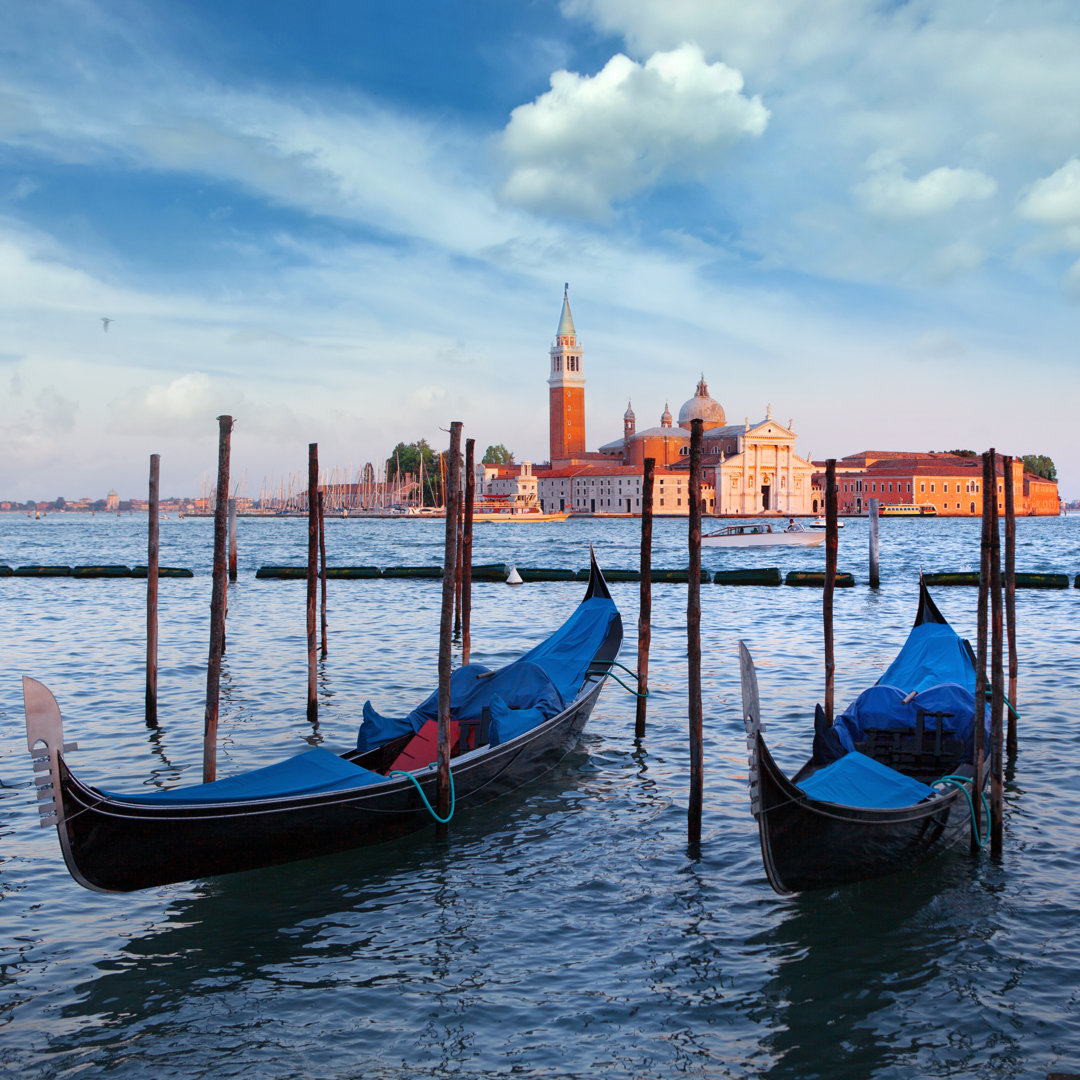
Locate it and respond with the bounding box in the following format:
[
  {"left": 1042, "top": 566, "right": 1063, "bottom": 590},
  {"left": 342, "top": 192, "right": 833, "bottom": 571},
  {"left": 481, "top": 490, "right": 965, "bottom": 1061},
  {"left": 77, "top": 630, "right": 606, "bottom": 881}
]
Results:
[
  {"left": 702, "top": 521, "right": 826, "bottom": 548},
  {"left": 24, "top": 554, "right": 623, "bottom": 893},
  {"left": 471, "top": 507, "right": 571, "bottom": 523},
  {"left": 810, "top": 518, "right": 844, "bottom": 529},
  {"left": 739, "top": 579, "right": 987, "bottom": 894},
  {"left": 878, "top": 504, "right": 938, "bottom": 517}
]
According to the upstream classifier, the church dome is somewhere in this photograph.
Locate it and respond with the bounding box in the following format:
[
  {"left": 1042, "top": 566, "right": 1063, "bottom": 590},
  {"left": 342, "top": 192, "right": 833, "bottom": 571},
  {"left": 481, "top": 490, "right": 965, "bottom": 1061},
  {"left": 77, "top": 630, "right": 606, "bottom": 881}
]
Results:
[{"left": 678, "top": 376, "right": 726, "bottom": 429}]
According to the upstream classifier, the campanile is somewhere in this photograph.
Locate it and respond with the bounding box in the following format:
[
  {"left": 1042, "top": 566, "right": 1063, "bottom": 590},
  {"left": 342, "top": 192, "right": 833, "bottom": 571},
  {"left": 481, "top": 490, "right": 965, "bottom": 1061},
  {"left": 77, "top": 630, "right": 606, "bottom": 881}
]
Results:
[{"left": 548, "top": 284, "right": 586, "bottom": 463}]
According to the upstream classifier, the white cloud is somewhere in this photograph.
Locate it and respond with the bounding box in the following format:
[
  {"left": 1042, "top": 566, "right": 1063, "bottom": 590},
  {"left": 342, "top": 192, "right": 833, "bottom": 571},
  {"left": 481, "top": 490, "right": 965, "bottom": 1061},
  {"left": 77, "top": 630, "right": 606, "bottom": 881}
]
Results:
[
  {"left": 855, "top": 165, "right": 997, "bottom": 219},
  {"left": 1019, "top": 158, "right": 1080, "bottom": 225},
  {"left": 500, "top": 43, "right": 768, "bottom": 218}
]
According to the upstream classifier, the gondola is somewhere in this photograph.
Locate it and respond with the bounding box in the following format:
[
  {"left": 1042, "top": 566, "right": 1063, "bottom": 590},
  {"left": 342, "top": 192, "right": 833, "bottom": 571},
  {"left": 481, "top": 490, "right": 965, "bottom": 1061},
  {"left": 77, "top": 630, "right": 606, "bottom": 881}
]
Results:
[
  {"left": 25, "top": 553, "right": 623, "bottom": 893},
  {"left": 739, "top": 579, "right": 987, "bottom": 895}
]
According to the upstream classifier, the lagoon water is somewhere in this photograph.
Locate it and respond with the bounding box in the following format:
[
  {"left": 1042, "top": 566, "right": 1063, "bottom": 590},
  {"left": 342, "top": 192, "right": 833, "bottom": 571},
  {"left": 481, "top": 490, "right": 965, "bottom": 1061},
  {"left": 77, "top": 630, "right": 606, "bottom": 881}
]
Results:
[{"left": 1, "top": 512, "right": 1079, "bottom": 1079}]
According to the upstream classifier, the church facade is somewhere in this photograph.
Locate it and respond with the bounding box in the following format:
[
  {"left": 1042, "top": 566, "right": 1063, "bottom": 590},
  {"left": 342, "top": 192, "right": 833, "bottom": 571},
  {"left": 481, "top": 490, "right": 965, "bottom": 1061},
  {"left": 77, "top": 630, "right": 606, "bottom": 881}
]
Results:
[{"left": 537, "top": 288, "right": 816, "bottom": 515}]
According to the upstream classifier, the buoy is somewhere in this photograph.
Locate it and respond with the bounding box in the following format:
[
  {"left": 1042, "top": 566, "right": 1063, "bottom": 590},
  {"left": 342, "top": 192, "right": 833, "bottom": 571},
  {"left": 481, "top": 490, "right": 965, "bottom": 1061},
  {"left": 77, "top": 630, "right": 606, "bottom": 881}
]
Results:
[{"left": 506, "top": 567, "right": 523, "bottom": 586}]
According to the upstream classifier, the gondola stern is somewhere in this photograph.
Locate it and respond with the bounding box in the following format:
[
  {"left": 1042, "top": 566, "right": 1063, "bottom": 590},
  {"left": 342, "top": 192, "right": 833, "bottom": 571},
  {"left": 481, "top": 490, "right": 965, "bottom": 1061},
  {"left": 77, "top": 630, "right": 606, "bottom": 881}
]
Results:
[
  {"left": 583, "top": 545, "right": 613, "bottom": 601},
  {"left": 738, "top": 642, "right": 765, "bottom": 820}
]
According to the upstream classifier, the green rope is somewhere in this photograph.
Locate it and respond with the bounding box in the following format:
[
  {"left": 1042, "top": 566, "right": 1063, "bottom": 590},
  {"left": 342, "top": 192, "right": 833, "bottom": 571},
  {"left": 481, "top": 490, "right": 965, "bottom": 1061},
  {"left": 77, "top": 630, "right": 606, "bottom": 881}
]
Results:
[
  {"left": 586, "top": 667, "right": 648, "bottom": 698},
  {"left": 983, "top": 687, "right": 1020, "bottom": 720},
  {"left": 935, "top": 773, "right": 990, "bottom": 848},
  {"left": 389, "top": 762, "right": 455, "bottom": 824}
]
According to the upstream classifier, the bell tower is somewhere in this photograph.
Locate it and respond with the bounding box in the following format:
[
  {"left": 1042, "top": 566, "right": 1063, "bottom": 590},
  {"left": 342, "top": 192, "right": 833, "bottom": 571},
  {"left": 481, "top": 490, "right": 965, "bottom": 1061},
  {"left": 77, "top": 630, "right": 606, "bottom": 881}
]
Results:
[{"left": 548, "top": 283, "right": 586, "bottom": 463}]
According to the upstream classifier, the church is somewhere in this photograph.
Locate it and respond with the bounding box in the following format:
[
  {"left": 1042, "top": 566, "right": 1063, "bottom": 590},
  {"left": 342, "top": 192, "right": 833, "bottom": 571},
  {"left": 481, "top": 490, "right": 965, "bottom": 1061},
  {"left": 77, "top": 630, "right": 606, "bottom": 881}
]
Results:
[{"left": 535, "top": 287, "right": 818, "bottom": 516}]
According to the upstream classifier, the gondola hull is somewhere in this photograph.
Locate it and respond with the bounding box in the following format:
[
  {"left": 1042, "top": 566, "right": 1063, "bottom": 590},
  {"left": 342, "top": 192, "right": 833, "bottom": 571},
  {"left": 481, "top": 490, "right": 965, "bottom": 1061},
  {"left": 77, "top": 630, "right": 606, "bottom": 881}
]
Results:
[
  {"left": 751, "top": 733, "right": 969, "bottom": 895},
  {"left": 27, "top": 556, "right": 623, "bottom": 893},
  {"left": 50, "top": 679, "right": 607, "bottom": 893}
]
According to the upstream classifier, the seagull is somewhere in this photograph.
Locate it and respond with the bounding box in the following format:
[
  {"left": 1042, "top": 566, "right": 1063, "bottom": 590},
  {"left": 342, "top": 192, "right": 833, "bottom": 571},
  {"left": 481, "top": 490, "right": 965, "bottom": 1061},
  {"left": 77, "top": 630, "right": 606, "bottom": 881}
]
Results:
[{"left": 101, "top": 317, "right": 113, "bottom": 333}]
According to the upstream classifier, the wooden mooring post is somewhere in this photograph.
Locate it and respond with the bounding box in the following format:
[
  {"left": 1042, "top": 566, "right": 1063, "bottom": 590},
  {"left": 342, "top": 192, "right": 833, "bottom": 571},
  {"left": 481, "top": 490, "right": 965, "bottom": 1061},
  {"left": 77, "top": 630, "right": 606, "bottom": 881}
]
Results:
[
  {"left": 146, "top": 453, "right": 160, "bottom": 728},
  {"left": 462, "top": 438, "right": 475, "bottom": 665},
  {"left": 228, "top": 497, "right": 238, "bottom": 582},
  {"left": 868, "top": 497, "right": 880, "bottom": 589},
  {"left": 824, "top": 459, "right": 838, "bottom": 723},
  {"left": 318, "top": 490, "right": 328, "bottom": 657},
  {"left": 1003, "top": 455, "right": 1018, "bottom": 756},
  {"left": 437, "top": 421, "right": 463, "bottom": 839},
  {"left": 971, "top": 450, "right": 992, "bottom": 851},
  {"left": 307, "top": 443, "right": 318, "bottom": 723},
  {"left": 203, "top": 415, "right": 232, "bottom": 783},
  {"left": 989, "top": 452, "right": 1005, "bottom": 856},
  {"left": 635, "top": 457, "right": 655, "bottom": 740},
  {"left": 687, "top": 423, "right": 703, "bottom": 846}
]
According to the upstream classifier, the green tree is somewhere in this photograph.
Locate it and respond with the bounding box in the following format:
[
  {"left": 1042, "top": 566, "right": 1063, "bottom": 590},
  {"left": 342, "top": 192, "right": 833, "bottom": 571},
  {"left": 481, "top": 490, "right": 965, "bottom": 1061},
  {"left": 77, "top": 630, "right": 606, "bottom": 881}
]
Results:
[
  {"left": 1023, "top": 454, "right": 1057, "bottom": 482},
  {"left": 482, "top": 444, "right": 514, "bottom": 465},
  {"left": 385, "top": 440, "right": 439, "bottom": 505},
  {"left": 944, "top": 449, "right": 977, "bottom": 457}
]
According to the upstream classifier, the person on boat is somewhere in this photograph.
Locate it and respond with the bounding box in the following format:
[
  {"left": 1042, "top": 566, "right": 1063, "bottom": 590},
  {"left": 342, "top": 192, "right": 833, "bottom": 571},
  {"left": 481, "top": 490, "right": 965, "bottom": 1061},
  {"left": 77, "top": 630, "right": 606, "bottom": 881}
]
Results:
[{"left": 785, "top": 518, "right": 797, "bottom": 532}]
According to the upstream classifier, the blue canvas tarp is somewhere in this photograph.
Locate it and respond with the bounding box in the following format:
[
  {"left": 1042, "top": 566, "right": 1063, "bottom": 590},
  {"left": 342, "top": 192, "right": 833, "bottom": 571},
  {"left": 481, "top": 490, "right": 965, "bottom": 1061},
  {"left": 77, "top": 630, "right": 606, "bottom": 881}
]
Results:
[
  {"left": 105, "top": 747, "right": 387, "bottom": 804},
  {"left": 877, "top": 621, "right": 976, "bottom": 696},
  {"left": 832, "top": 681, "right": 984, "bottom": 757},
  {"left": 797, "top": 750, "right": 937, "bottom": 809},
  {"left": 357, "top": 590, "right": 619, "bottom": 753}
]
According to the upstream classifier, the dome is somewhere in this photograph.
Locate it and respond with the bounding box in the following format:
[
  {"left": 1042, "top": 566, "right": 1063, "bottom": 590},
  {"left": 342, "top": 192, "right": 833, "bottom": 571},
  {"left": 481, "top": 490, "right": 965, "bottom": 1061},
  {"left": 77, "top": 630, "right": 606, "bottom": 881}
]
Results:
[
  {"left": 678, "top": 376, "right": 726, "bottom": 429},
  {"left": 661, "top": 402, "right": 673, "bottom": 427}
]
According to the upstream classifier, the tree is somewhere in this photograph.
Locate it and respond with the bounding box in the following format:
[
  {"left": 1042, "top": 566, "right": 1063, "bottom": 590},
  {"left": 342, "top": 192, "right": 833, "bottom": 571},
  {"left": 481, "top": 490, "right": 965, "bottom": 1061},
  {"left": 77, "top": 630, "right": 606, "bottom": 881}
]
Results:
[
  {"left": 385, "top": 440, "right": 441, "bottom": 505},
  {"left": 482, "top": 444, "right": 514, "bottom": 465},
  {"left": 944, "top": 449, "right": 977, "bottom": 457},
  {"left": 1023, "top": 454, "right": 1057, "bottom": 482}
]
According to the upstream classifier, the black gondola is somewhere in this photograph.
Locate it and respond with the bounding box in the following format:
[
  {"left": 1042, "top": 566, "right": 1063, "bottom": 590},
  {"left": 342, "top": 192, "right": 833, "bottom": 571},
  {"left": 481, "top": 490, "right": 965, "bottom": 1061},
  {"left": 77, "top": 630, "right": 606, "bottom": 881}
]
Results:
[
  {"left": 739, "top": 580, "right": 987, "bottom": 895},
  {"left": 25, "top": 554, "right": 623, "bottom": 893}
]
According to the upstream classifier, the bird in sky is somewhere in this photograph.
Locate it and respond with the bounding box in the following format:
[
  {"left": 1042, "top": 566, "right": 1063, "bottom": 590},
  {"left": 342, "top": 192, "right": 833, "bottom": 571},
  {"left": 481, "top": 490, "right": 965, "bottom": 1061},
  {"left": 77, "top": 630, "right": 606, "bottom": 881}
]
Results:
[{"left": 101, "top": 317, "right": 113, "bottom": 332}]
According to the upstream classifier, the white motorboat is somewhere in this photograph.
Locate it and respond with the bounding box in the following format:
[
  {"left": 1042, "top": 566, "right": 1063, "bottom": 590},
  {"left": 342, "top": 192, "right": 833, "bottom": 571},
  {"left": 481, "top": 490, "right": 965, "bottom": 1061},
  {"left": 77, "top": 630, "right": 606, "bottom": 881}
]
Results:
[{"left": 702, "top": 522, "right": 826, "bottom": 548}]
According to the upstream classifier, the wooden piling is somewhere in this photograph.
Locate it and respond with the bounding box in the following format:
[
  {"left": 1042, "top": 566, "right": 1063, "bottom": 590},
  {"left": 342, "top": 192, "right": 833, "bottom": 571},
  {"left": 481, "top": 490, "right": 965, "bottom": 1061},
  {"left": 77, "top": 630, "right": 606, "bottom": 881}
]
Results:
[
  {"left": 989, "top": 451, "right": 1005, "bottom": 856},
  {"left": 307, "top": 443, "right": 318, "bottom": 723},
  {"left": 318, "top": 490, "right": 328, "bottom": 657},
  {"left": 1003, "top": 455, "right": 1018, "bottom": 756},
  {"left": 203, "top": 415, "right": 232, "bottom": 783},
  {"left": 635, "top": 457, "right": 655, "bottom": 740},
  {"left": 868, "top": 497, "right": 880, "bottom": 589},
  {"left": 454, "top": 505, "right": 463, "bottom": 640},
  {"left": 462, "top": 439, "right": 475, "bottom": 666},
  {"left": 437, "top": 421, "right": 463, "bottom": 839},
  {"left": 146, "top": 453, "right": 160, "bottom": 728},
  {"left": 824, "top": 459, "right": 837, "bottom": 723},
  {"left": 228, "top": 497, "right": 237, "bottom": 582},
  {"left": 972, "top": 450, "right": 992, "bottom": 850},
  {"left": 688, "top": 422, "right": 704, "bottom": 847}
]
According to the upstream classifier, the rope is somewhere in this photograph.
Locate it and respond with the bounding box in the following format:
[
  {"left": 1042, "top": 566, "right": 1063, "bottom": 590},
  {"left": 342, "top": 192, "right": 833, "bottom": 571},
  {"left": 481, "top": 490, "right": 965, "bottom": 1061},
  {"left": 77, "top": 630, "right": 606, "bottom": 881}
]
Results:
[
  {"left": 935, "top": 773, "right": 990, "bottom": 848},
  {"left": 585, "top": 662, "right": 649, "bottom": 699},
  {"left": 389, "top": 762, "right": 455, "bottom": 824}
]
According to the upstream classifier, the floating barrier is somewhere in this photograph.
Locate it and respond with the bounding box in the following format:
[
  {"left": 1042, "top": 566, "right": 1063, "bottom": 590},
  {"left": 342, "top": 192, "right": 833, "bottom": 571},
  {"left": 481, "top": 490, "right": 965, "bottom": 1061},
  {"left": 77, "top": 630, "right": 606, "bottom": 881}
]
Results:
[
  {"left": 72, "top": 565, "right": 131, "bottom": 578},
  {"left": 132, "top": 566, "right": 195, "bottom": 578},
  {"left": 471, "top": 564, "right": 513, "bottom": 582},
  {"left": 381, "top": 566, "right": 443, "bottom": 579},
  {"left": 923, "top": 571, "right": 1069, "bottom": 589},
  {"left": 712, "top": 568, "right": 782, "bottom": 586},
  {"left": 513, "top": 567, "right": 579, "bottom": 582},
  {"left": 325, "top": 566, "right": 380, "bottom": 579},
  {"left": 256, "top": 565, "right": 382, "bottom": 579},
  {"left": 0, "top": 565, "right": 12, "bottom": 577},
  {"left": 576, "top": 567, "right": 641, "bottom": 582},
  {"left": 14, "top": 566, "right": 72, "bottom": 577},
  {"left": 786, "top": 571, "right": 855, "bottom": 588}
]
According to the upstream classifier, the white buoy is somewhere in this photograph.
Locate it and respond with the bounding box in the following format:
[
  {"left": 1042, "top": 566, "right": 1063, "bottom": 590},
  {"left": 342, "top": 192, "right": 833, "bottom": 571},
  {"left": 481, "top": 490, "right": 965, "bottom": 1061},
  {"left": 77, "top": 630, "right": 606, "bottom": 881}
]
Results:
[{"left": 506, "top": 566, "right": 523, "bottom": 586}]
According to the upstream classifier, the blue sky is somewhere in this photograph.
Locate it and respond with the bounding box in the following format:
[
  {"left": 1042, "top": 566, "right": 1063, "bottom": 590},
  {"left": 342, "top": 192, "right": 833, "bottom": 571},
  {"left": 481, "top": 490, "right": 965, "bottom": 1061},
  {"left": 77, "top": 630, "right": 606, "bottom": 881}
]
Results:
[{"left": 2, "top": 0, "right": 1078, "bottom": 501}]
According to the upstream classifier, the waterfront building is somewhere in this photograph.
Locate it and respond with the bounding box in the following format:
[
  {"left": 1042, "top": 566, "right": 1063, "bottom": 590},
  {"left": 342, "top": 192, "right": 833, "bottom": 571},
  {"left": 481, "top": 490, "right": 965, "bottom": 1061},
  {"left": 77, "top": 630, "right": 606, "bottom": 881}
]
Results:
[{"left": 824, "top": 451, "right": 1060, "bottom": 516}]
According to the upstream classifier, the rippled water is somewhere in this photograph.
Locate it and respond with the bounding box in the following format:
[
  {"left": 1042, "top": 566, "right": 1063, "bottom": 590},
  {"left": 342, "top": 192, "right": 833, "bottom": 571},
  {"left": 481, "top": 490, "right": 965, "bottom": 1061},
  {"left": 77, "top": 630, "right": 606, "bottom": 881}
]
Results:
[{"left": 2, "top": 512, "right": 1078, "bottom": 1079}]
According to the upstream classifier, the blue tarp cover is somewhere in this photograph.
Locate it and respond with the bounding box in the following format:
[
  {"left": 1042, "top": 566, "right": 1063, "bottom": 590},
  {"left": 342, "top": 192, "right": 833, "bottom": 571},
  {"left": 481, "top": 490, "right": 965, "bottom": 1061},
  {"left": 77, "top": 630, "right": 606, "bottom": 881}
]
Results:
[
  {"left": 833, "top": 682, "right": 982, "bottom": 756},
  {"left": 105, "top": 747, "right": 387, "bottom": 804},
  {"left": 877, "top": 621, "right": 975, "bottom": 695},
  {"left": 358, "top": 590, "right": 619, "bottom": 752},
  {"left": 359, "top": 661, "right": 565, "bottom": 752},
  {"left": 487, "top": 695, "right": 548, "bottom": 746},
  {"left": 797, "top": 750, "right": 936, "bottom": 809}
]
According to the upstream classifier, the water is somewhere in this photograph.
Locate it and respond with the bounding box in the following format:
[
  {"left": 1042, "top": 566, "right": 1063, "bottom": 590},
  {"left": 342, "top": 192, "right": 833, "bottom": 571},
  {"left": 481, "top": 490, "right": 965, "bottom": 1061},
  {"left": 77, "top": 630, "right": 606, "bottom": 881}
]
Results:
[{"left": 1, "top": 512, "right": 1078, "bottom": 1079}]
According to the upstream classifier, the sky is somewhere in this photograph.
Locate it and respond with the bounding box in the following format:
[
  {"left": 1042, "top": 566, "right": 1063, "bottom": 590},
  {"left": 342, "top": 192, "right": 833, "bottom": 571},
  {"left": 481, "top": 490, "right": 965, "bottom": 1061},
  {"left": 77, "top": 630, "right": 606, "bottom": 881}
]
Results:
[{"left": 2, "top": 0, "right": 1078, "bottom": 502}]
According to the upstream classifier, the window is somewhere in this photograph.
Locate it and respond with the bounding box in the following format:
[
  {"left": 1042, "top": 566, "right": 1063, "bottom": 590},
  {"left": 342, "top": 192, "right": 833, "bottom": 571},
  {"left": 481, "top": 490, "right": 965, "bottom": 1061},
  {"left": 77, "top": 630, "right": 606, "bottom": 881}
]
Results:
[
  {"left": 920, "top": 482, "right": 925, "bottom": 493},
  {"left": 930, "top": 483, "right": 935, "bottom": 492},
  {"left": 944, "top": 483, "right": 949, "bottom": 493}
]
